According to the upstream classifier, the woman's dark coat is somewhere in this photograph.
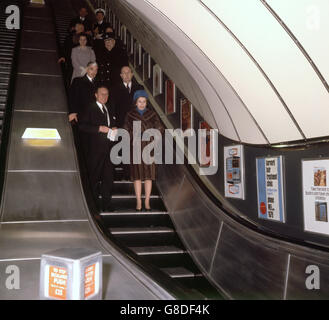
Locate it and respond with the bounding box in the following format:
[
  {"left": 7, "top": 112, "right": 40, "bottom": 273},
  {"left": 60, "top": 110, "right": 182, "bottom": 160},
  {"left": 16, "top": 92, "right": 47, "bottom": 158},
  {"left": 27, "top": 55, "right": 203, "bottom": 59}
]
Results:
[{"left": 123, "top": 108, "right": 164, "bottom": 181}]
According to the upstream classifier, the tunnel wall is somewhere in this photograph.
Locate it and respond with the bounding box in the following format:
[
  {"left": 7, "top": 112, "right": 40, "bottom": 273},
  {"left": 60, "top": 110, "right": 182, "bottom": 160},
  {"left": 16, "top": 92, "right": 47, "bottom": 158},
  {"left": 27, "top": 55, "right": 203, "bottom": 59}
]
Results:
[
  {"left": 95, "top": 0, "right": 329, "bottom": 249},
  {"left": 90, "top": 0, "right": 329, "bottom": 298}
]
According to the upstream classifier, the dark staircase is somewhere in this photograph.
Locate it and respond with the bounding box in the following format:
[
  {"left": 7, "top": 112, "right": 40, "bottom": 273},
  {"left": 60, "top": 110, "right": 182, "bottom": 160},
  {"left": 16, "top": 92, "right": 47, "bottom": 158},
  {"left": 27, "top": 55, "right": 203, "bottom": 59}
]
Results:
[
  {"left": 100, "top": 166, "right": 222, "bottom": 299},
  {"left": 0, "top": 1, "right": 20, "bottom": 145}
]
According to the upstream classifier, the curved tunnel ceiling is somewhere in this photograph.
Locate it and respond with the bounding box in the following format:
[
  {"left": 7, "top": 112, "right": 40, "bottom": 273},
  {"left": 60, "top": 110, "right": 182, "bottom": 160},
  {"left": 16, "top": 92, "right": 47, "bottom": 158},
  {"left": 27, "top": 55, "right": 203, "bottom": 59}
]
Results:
[{"left": 120, "top": 0, "right": 329, "bottom": 145}]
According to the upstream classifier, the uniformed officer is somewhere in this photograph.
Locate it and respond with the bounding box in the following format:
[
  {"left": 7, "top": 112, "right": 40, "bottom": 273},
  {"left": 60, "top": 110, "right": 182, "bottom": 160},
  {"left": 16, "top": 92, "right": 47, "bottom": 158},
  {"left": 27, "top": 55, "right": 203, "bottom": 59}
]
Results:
[
  {"left": 93, "top": 8, "right": 110, "bottom": 39},
  {"left": 96, "top": 32, "right": 129, "bottom": 89}
]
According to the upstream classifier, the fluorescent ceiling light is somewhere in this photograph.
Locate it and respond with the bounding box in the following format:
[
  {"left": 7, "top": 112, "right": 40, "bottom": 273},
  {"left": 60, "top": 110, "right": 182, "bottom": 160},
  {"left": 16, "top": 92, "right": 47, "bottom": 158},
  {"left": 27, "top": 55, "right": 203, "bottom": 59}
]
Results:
[{"left": 22, "top": 128, "right": 61, "bottom": 140}]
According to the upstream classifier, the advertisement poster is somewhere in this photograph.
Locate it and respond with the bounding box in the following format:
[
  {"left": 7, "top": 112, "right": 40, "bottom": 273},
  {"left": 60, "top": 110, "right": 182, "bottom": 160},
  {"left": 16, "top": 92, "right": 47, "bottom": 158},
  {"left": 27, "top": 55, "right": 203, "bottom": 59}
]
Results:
[
  {"left": 142, "top": 52, "right": 149, "bottom": 81},
  {"left": 224, "top": 145, "right": 245, "bottom": 199},
  {"left": 199, "top": 121, "right": 212, "bottom": 167},
  {"left": 153, "top": 64, "right": 162, "bottom": 96},
  {"left": 138, "top": 44, "right": 142, "bottom": 66},
  {"left": 302, "top": 159, "right": 329, "bottom": 235},
  {"left": 165, "top": 80, "right": 176, "bottom": 115},
  {"left": 116, "top": 20, "right": 121, "bottom": 38},
  {"left": 256, "top": 156, "right": 285, "bottom": 222},
  {"left": 148, "top": 55, "right": 152, "bottom": 79},
  {"left": 112, "top": 14, "right": 116, "bottom": 30},
  {"left": 109, "top": 11, "right": 114, "bottom": 27},
  {"left": 133, "top": 40, "right": 137, "bottom": 68},
  {"left": 180, "top": 98, "right": 193, "bottom": 134},
  {"left": 120, "top": 25, "right": 126, "bottom": 44},
  {"left": 126, "top": 32, "right": 132, "bottom": 55}
]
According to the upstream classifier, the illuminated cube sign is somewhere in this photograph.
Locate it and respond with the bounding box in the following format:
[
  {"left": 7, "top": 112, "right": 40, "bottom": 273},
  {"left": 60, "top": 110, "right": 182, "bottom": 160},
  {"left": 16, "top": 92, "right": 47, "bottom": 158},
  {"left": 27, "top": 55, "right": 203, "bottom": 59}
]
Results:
[{"left": 40, "top": 248, "right": 102, "bottom": 300}]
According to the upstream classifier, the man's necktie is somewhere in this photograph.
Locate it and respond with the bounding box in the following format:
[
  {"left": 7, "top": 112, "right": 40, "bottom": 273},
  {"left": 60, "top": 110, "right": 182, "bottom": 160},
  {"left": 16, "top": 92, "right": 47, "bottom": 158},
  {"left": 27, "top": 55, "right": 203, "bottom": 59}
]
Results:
[{"left": 102, "top": 105, "right": 110, "bottom": 127}]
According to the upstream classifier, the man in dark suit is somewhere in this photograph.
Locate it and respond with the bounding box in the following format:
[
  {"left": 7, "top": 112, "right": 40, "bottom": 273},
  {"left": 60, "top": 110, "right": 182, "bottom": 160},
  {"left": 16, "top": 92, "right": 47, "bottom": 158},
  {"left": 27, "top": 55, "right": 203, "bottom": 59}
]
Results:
[
  {"left": 68, "top": 61, "right": 99, "bottom": 122},
  {"left": 68, "top": 7, "right": 92, "bottom": 35},
  {"left": 79, "top": 86, "right": 117, "bottom": 212},
  {"left": 68, "top": 61, "right": 98, "bottom": 158},
  {"left": 111, "top": 66, "right": 144, "bottom": 128},
  {"left": 111, "top": 66, "right": 143, "bottom": 180}
]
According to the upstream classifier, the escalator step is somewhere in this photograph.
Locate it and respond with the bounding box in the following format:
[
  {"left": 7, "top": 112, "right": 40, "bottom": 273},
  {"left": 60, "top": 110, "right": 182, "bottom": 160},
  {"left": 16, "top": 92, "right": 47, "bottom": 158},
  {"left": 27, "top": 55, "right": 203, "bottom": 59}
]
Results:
[
  {"left": 110, "top": 227, "right": 174, "bottom": 235},
  {"left": 0, "top": 61, "right": 11, "bottom": 67},
  {"left": 0, "top": 34, "right": 16, "bottom": 40},
  {"left": 101, "top": 211, "right": 171, "bottom": 228},
  {"left": 0, "top": 48, "right": 14, "bottom": 53},
  {"left": 0, "top": 83, "right": 8, "bottom": 89},
  {"left": 130, "top": 245, "right": 185, "bottom": 255},
  {"left": 0, "top": 42, "right": 14, "bottom": 48},
  {"left": 160, "top": 267, "right": 201, "bottom": 279},
  {"left": 112, "top": 194, "right": 160, "bottom": 199},
  {"left": 0, "top": 45, "right": 14, "bottom": 49},
  {"left": 142, "top": 253, "right": 201, "bottom": 273},
  {"left": 0, "top": 52, "right": 13, "bottom": 58},
  {"left": 101, "top": 211, "right": 167, "bottom": 216},
  {"left": 110, "top": 226, "right": 178, "bottom": 246},
  {"left": 0, "top": 56, "right": 13, "bottom": 61},
  {"left": 110, "top": 197, "right": 166, "bottom": 212},
  {"left": 176, "top": 277, "right": 223, "bottom": 300},
  {"left": 0, "top": 103, "right": 5, "bottom": 110}
]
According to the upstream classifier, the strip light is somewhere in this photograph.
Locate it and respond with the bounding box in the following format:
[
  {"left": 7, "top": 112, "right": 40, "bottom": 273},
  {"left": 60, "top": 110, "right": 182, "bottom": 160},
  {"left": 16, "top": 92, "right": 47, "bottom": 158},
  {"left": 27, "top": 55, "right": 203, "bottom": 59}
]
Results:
[{"left": 22, "top": 128, "right": 61, "bottom": 140}]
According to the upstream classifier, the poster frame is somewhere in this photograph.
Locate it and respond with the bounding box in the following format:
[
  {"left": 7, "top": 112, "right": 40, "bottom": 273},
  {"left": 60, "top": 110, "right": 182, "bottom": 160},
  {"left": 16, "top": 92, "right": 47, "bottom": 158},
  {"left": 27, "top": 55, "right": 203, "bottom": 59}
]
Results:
[
  {"left": 301, "top": 157, "right": 329, "bottom": 237},
  {"left": 180, "top": 98, "right": 194, "bottom": 136},
  {"left": 165, "top": 79, "right": 176, "bottom": 115},
  {"left": 224, "top": 144, "right": 246, "bottom": 200},
  {"left": 153, "top": 64, "right": 163, "bottom": 96},
  {"left": 256, "top": 155, "right": 286, "bottom": 223}
]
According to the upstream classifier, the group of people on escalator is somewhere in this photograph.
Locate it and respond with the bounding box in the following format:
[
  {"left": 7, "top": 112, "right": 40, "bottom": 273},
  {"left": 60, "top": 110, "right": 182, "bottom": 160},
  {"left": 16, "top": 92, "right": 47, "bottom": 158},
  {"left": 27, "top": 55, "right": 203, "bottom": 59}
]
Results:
[{"left": 59, "top": 7, "right": 164, "bottom": 213}]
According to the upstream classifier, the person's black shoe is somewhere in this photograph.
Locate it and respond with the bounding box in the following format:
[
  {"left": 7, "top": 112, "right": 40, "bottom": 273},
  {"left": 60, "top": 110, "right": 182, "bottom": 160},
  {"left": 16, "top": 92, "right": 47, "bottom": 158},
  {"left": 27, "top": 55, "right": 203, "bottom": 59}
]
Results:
[
  {"left": 145, "top": 208, "right": 152, "bottom": 212},
  {"left": 136, "top": 207, "right": 142, "bottom": 212}
]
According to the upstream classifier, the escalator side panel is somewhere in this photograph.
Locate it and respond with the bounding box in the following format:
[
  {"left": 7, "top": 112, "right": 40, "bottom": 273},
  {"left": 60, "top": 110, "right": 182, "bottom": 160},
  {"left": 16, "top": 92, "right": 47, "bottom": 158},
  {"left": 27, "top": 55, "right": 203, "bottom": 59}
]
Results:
[
  {"left": 210, "top": 223, "right": 287, "bottom": 300},
  {"left": 6, "top": 111, "right": 76, "bottom": 171},
  {"left": 2, "top": 172, "right": 87, "bottom": 221},
  {"left": 14, "top": 74, "right": 67, "bottom": 112},
  {"left": 18, "top": 50, "right": 60, "bottom": 75}
]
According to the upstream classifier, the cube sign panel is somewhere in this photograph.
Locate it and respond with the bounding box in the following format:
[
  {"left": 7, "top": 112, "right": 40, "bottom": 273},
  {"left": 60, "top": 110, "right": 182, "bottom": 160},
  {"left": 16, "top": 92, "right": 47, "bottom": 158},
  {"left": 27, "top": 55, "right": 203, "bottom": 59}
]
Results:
[
  {"left": 84, "top": 264, "right": 96, "bottom": 298},
  {"left": 40, "top": 248, "right": 102, "bottom": 300},
  {"left": 48, "top": 265, "right": 68, "bottom": 300}
]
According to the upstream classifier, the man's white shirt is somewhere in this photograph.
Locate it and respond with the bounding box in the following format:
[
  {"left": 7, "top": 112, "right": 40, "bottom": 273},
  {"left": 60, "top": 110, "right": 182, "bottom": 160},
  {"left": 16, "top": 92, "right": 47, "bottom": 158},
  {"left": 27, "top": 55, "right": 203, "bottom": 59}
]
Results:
[{"left": 96, "top": 101, "right": 110, "bottom": 127}]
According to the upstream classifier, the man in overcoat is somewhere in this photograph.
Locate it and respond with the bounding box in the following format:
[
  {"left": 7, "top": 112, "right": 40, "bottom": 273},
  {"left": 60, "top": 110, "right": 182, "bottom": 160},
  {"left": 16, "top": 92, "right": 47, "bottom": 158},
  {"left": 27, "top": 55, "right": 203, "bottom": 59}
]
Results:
[{"left": 79, "top": 86, "right": 117, "bottom": 212}]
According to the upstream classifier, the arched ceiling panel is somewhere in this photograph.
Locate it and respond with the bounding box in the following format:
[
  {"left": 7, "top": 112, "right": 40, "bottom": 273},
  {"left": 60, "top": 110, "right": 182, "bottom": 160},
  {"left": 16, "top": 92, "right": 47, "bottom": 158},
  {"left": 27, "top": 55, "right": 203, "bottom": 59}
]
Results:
[
  {"left": 145, "top": 0, "right": 303, "bottom": 143},
  {"left": 202, "top": 0, "right": 329, "bottom": 139},
  {"left": 266, "top": 0, "right": 329, "bottom": 88}
]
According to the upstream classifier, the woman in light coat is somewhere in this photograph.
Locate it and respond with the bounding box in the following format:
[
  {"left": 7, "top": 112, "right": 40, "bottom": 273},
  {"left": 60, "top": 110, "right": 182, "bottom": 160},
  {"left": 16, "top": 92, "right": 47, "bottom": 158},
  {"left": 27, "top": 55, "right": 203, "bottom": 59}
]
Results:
[{"left": 71, "top": 33, "right": 96, "bottom": 82}]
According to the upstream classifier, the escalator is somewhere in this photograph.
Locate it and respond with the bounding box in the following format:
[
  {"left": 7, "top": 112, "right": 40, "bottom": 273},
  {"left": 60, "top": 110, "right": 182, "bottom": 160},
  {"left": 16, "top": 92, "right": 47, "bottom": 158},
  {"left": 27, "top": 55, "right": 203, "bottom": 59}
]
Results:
[
  {"left": 0, "top": 0, "right": 185, "bottom": 300},
  {"left": 49, "top": 0, "right": 223, "bottom": 299},
  {"left": 1, "top": 0, "right": 328, "bottom": 300},
  {"left": 0, "top": 1, "right": 20, "bottom": 144},
  {"left": 100, "top": 167, "right": 222, "bottom": 299}
]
